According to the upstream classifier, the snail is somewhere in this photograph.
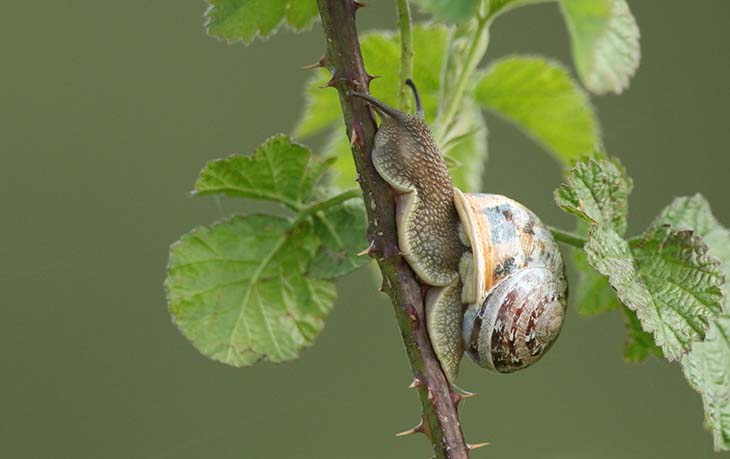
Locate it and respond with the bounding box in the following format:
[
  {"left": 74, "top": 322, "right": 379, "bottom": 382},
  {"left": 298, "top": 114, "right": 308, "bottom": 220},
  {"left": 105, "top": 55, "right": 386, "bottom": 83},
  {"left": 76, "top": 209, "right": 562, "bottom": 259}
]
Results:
[{"left": 353, "top": 80, "right": 568, "bottom": 381}]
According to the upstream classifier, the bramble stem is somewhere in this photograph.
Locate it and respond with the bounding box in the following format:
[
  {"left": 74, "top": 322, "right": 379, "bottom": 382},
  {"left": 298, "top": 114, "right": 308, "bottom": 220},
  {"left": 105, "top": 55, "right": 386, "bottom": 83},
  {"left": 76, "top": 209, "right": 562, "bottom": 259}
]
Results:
[
  {"left": 549, "top": 226, "right": 588, "bottom": 248},
  {"left": 314, "top": 1, "right": 470, "bottom": 458},
  {"left": 396, "top": 0, "right": 414, "bottom": 111}
]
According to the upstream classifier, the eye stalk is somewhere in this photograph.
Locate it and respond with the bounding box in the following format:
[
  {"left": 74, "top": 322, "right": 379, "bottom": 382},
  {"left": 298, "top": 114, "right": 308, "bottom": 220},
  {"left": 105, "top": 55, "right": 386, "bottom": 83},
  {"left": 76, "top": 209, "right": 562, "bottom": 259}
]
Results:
[
  {"left": 350, "top": 79, "right": 424, "bottom": 120},
  {"left": 405, "top": 79, "right": 424, "bottom": 118}
]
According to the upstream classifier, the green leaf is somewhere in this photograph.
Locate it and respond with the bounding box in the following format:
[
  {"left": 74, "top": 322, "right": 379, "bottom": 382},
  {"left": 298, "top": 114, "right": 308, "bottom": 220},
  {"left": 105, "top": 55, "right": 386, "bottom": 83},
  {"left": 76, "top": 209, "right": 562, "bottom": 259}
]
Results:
[
  {"left": 474, "top": 56, "right": 600, "bottom": 164},
  {"left": 653, "top": 195, "right": 730, "bottom": 451},
  {"left": 622, "top": 306, "right": 663, "bottom": 363},
  {"left": 572, "top": 244, "right": 621, "bottom": 316},
  {"left": 555, "top": 156, "right": 632, "bottom": 234},
  {"left": 559, "top": 0, "right": 640, "bottom": 94},
  {"left": 204, "top": 0, "right": 319, "bottom": 45},
  {"left": 166, "top": 214, "right": 336, "bottom": 367},
  {"left": 411, "top": 0, "right": 480, "bottom": 23},
  {"left": 309, "top": 200, "right": 370, "bottom": 279},
  {"left": 194, "top": 135, "right": 330, "bottom": 210},
  {"left": 585, "top": 225, "right": 723, "bottom": 361}
]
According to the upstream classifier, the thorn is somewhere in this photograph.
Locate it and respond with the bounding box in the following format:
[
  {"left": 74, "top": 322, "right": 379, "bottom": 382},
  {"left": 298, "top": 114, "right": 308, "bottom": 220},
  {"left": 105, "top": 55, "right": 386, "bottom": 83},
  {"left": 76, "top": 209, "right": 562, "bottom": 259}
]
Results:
[
  {"left": 302, "top": 55, "right": 329, "bottom": 70},
  {"left": 357, "top": 240, "right": 375, "bottom": 256},
  {"left": 319, "top": 77, "right": 337, "bottom": 89},
  {"left": 353, "top": 0, "right": 367, "bottom": 10},
  {"left": 427, "top": 387, "right": 434, "bottom": 401},
  {"left": 467, "top": 442, "right": 490, "bottom": 451},
  {"left": 366, "top": 73, "right": 380, "bottom": 82},
  {"left": 408, "top": 378, "right": 423, "bottom": 389},
  {"left": 451, "top": 388, "right": 477, "bottom": 407},
  {"left": 395, "top": 419, "right": 424, "bottom": 437},
  {"left": 350, "top": 129, "right": 360, "bottom": 147}
]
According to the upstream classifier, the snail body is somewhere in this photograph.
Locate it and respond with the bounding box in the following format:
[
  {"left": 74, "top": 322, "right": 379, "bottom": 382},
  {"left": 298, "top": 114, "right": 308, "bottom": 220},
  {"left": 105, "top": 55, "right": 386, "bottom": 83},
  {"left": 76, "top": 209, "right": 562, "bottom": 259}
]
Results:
[{"left": 354, "top": 81, "right": 567, "bottom": 381}]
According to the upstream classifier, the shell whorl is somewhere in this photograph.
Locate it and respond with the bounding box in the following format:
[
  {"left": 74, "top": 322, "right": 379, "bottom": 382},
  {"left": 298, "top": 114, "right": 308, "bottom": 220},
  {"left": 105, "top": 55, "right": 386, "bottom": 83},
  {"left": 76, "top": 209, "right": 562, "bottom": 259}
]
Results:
[{"left": 455, "top": 192, "right": 567, "bottom": 373}]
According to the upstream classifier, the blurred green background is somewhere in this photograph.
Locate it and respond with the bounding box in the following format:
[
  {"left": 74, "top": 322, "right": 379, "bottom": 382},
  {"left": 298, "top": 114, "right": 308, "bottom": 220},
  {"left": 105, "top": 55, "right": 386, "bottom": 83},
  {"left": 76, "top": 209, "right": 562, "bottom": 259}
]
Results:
[{"left": 1, "top": 1, "right": 728, "bottom": 458}]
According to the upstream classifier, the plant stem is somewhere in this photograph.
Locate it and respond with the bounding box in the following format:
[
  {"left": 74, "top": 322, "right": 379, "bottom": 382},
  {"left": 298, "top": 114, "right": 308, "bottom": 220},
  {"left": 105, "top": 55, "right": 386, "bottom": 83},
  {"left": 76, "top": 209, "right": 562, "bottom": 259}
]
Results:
[
  {"left": 434, "top": 16, "right": 489, "bottom": 143},
  {"left": 314, "top": 1, "right": 469, "bottom": 458},
  {"left": 396, "top": 0, "right": 414, "bottom": 111},
  {"left": 549, "top": 226, "right": 588, "bottom": 248},
  {"left": 298, "top": 189, "right": 361, "bottom": 220}
]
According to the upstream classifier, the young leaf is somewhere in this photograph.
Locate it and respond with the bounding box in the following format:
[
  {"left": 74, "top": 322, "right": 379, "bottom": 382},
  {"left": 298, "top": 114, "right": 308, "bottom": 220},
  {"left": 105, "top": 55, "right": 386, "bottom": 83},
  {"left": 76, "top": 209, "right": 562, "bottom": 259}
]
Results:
[
  {"left": 309, "top": 199, "right": 370, "bottom": 279},
  {"left": 559, "top": 0, "right": 640, "bottom": 94},
  {"left": 653, "top": 195, "right": 730, "bottom": 451},
  {"left": 166, "top": 215, "right": 336, "bottom": 366},
  {"left": 411, "top": 0, "right": 480, "bottom": 24},
  {"left": 195, "top": 135, "right": 330, "bottom": 210},
  {"left": 204, "top": 0, "right": 319, "bottom": 45},
  {"left": 571, "top": 245, "right": 621, "bottom": 316},
  {"left": 474, "top": 57, "right": 600, "bottom": 164},
  {"left": 557, "top": 158, "right": 724, "bottom": 361},
  {"left": 555, "top": 156, "right": 632, "bottom": 233}
]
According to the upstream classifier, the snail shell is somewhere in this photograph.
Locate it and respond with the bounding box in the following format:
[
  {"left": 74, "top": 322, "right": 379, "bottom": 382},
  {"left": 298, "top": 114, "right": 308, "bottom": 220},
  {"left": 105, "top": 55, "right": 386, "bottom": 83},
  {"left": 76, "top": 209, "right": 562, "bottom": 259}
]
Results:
[{"left": 455, "top": 191, "right": 567, "bottom": 373}]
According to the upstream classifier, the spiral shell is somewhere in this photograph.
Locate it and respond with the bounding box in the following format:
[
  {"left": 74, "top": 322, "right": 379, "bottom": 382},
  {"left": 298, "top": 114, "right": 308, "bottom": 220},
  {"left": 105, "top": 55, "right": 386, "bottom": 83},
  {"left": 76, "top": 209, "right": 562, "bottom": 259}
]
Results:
[{"left": 455, "top": 191, "right": 567, "bottom": 373}]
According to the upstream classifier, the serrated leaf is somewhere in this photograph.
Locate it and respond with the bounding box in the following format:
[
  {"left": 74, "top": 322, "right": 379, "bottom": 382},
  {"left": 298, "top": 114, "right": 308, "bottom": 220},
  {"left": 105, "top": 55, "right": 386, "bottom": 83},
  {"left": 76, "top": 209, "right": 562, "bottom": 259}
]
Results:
[
  {"left": 166, "top": 214, "right": 336, "bottom": 367},
  {"left": 309, "top": 200, "right": 370, "bottom": 279},
  {"left": 585, "top": 225, "right": 723, "bottom": 361},
  {"left": 559, "top": 0, "right": 640, "bottom": 94},
  {"left": 195, "top": 135, "right": 330, "bottom": 210},
  {"left": 204, "top": 0, "right": 319, "bottom": 45},
  {"left": 555, "top": 156, "right": 632, "bottom": 234},
  {"left": 474, "top": 56, "right": 600, "bottom": 164},
  {"left": 572, "top": 244, "right": 621, "bottom": 316},
  {"left": 411, "top": 0, "right": 480, "bottom": 24},
  {"left": 653, "top": 195, "right": 730, "bottom": 451},
  {"left": 622, "top": 305, "right": 663, "bottom": 363}
]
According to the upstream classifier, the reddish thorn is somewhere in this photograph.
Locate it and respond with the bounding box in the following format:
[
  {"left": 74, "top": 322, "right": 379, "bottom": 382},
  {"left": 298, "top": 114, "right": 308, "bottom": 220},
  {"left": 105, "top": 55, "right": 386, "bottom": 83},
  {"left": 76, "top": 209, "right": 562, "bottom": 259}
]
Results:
[
  {"left": 366, "top": 74, "right": 381, "bottom": 82},
  {"left": 356, "top": 240, "right": 375, "bottom": 256},
  {"left": 353, "top": 1, "right": 367, "bottom": 10},
  {"left": 427, "top": 387, "right": 434, "bottom": 401},
  {"left": 350, "top": 129, "right": 360, "bottom": 147},
  {"left": 301, "top": 56, "right": 329, "bottom": 70},
  {"left": 467, "top": 442, "right": 490, "bottom": 451},
  {"left": 319, "top": 78, "right": 337, "bottom": 89},
  {"left": 408, "top": 378, "right": 423, "bottom": 389},
  {"left": 395, "top": 418, "right": 424, "bottom": 437}
]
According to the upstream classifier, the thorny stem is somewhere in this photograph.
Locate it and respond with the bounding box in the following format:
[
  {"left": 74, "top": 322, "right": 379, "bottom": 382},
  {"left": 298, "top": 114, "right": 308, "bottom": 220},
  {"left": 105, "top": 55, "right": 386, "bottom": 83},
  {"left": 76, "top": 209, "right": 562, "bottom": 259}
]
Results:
[
  {"left": 314, "top": 1, "right": 470, "bottom": 458},
  {"left": 549, "top": 226, "right": 588, "bottom": 248},
  {"left": 434, "top": 16, "right": 489, "bottom": 143},
  {"left": 396, "top": 0, "right": 414, "bottom": 111}
]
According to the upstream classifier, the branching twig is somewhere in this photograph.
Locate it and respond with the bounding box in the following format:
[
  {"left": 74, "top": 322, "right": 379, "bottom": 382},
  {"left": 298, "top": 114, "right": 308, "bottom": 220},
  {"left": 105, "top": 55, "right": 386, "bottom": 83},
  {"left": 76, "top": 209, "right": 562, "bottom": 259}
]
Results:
[{"left": 314, "top": 1, "right": 470, "bottom": 458}]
